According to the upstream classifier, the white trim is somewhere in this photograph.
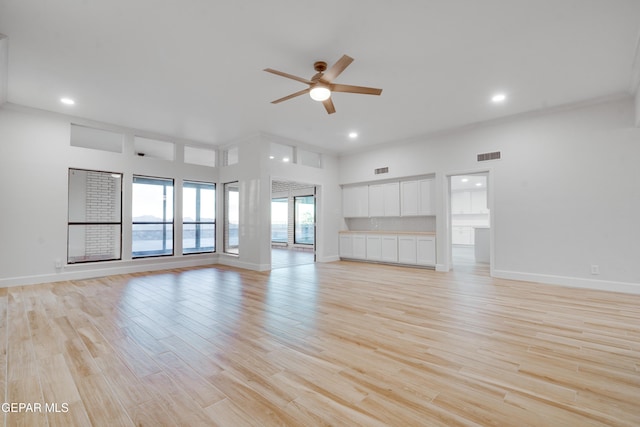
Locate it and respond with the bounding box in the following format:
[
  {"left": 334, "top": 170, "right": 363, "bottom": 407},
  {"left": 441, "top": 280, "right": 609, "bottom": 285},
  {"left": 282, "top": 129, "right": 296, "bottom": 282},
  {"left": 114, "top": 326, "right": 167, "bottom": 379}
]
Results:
[
  {"left": 435, "top": 264, "right": 447, "bottom": 272},
  {"left": 217, "top": 256, "right": 270, "bottom": 271},
  {"left": 318, "top": 255, "right": 340, "bottom": 263},
  {"left": 0, "top": 255, "right": 218, "bottom": 288},
  {"left": 493, "top": 269, "right": 640, "bottom": 295}
]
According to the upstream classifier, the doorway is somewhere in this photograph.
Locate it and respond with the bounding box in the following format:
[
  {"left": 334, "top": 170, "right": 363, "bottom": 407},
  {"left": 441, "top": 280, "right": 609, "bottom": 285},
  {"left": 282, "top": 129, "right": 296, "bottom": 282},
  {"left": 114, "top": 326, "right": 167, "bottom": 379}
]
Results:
[
  {"left": 271, "top": 180, "right": 316, "bottom": 269},
  {"left": 448, "top": 173, "right": 490, "bottom": 274}
]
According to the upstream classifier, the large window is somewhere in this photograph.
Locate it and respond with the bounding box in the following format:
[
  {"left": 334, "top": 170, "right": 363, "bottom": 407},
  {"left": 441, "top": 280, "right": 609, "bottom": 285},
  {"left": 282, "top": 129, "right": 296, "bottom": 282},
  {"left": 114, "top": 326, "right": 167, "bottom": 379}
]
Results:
[
  {"left": 132, "top": 176, "right": 174, "bottom": 257},
  {"left": 183, "top": 181, "right": 215, "bottom": 254},
  {"left": 271, "top": 198, "right": 288, "bottom": 243},
  {"left": 294, "top": 195, "right": 315, "bottom": 245},
  {"left": 224, "top": 182, "right": 239, "bottom": 254},
  {"left": 68, "top": 169, "right": 122, "bottom": 263}
]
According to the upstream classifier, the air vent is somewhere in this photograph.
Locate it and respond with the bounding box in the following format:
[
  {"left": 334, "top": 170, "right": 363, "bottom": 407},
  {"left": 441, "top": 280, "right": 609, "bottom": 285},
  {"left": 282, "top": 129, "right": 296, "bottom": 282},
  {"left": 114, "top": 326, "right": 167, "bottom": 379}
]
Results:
[
  {"left": 374, "top": 167, "right": 389, "bottom": 175},
  {"left": 477, "top": 151, "right": 501, "bottom": 162}
]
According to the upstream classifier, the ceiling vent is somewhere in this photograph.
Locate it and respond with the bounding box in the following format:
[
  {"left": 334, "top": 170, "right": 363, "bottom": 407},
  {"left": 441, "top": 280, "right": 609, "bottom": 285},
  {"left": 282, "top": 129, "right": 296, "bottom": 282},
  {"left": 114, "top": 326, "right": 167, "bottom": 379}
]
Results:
[
  {"left": 477, "top": 151, "right": 501, "bottom": 162},
  {"left": 374, "top": 167, "right": 389, "bottom": 175}
]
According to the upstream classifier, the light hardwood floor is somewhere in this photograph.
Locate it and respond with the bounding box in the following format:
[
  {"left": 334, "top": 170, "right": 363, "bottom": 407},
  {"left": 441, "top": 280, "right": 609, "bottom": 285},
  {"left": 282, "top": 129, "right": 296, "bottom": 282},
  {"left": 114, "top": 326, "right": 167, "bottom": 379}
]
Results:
[{"left": 1, "top": 261, "right": 639, "bottom": 426}]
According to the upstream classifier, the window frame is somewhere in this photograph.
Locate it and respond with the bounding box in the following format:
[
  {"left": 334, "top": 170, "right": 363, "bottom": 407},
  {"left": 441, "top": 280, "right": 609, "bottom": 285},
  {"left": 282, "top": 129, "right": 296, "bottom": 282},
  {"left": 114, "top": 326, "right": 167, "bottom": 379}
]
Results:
[
  {"left": 132, "top": 175, "right": 175, "bottom": 258},
  {"left": 182, "top": 180, "right": 216, "bottom": 255},
  {"left": 223, "top": 181, "right": 240, "bottom": 255},
  {"left": 67, "top": 168, "right": 123, "bottom": 264},
  {"left": 293, "top": 194, "right": 315, "bottom": 246},
  {"left": 271, "top": 197, "right": 288, "bottom": 243}
]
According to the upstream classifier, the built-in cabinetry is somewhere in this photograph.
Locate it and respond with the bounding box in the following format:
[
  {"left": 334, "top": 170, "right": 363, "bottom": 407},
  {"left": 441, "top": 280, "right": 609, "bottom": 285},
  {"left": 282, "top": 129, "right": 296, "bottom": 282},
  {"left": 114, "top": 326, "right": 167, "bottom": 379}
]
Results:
[
  {"left": 342, "top": 185, "right": 369, "bottom": 218},
  {"left": 400, "top": 179, "right": 434, "bottom": 216},
  {"left": 343, "top": 177, "right": 434, "bottom": 218},
  {"left": 368, "top": 182, "right": 400, "bottom": 217},
  {"left": 340, "top": 232, "right": 435, "bottom": 267}
]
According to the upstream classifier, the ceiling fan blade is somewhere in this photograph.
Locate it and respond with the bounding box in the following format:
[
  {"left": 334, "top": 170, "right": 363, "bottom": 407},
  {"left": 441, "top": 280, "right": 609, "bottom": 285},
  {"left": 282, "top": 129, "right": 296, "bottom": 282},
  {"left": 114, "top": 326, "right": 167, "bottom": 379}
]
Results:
[
  {"left": 271, "top": 88, "right": 310, "bottom": 104},
  {"left": 322, "top": 97, "right": 336, "bottom": 114},
  {"left": 330, "top": 83, "right": 382, "bottom": 96},
  {"left": 264, "top": 68, "right": 313, "bottom": 85},
  {"left": 321, "top": 55, "right": 354, "bottom": 83}
]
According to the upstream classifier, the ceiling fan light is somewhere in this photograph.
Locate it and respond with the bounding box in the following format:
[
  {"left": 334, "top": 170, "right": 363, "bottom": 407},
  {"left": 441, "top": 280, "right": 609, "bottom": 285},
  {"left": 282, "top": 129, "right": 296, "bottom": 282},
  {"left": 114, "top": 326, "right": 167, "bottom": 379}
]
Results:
[{"left": 310, "top": 86, "right": 331, "bottom": 101}]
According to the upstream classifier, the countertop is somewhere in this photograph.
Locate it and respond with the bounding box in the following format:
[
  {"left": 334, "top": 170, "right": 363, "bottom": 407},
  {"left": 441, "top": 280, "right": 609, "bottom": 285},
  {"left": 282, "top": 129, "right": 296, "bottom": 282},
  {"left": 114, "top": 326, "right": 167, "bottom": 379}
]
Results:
[{"left": 339, "top": 230, "right": 436, "bottom": 236}]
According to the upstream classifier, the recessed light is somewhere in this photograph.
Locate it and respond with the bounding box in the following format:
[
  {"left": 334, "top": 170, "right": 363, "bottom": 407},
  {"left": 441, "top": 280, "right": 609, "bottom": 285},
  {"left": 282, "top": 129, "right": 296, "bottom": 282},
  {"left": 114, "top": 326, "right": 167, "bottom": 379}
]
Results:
[
  {"left": 269, "top": 155, "right": 275, "bottom": 159},
  {"left": 282, "top": 157, "right": 289, "bottom": 162},
  {"left": 491, "top": 93, "right": 506, "bottom": 103},
  {"left": 475, "top": 182, "right": 483, "bottom": 187},
  {"left": 461, "top": 178, "right": 469, "bottom": 183},
  {"left": 60, "top": 97, "right": 75, "bottom": 105},
  {"left": 348, "top": 132, "right": 358, "bottom": 139}
]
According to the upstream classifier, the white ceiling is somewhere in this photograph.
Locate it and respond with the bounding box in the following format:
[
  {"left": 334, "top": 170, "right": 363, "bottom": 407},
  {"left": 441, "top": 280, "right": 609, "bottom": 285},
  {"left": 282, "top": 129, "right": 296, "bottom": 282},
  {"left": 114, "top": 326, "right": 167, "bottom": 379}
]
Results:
[{"left": 1, "top": 0, "right": 639, "bottom": 154}]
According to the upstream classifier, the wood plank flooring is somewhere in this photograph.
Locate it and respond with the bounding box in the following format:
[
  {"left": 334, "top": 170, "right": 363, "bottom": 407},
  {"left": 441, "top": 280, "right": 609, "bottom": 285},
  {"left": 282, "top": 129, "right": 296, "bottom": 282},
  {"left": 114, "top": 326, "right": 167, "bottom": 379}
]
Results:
[{"left": 1, "top": 261, "right": 639, "bottom": 426}]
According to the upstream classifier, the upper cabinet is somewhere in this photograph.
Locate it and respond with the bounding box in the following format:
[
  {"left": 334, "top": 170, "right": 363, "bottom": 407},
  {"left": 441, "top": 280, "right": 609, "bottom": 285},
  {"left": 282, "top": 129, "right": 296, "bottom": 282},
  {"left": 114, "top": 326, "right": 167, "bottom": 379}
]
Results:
[
  {"left": 344, "top": 178, "right": 434, "bottom": 218},
  {"left": 451, "top": 189, "right": 488, "bottom": 214},
  {"left": 368, "top": 182, "right": 400, "bottom": 217},
  {"left": 343, "top": 185, "right": 369, "bottom": 218},
  {"left": 401, "top": 178, "right": 434, "bottom": 216}
]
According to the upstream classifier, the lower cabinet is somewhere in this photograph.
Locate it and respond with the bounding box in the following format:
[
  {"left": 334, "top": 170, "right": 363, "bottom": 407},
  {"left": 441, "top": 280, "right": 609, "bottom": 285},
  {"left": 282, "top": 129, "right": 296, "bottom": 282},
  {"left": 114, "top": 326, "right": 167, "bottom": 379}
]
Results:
[
  {"left": 398, "top": 235, "right": 417, "bottom": 264},
  {"left": 381, "top": 235, "right": 398, "bottom": 263},
  {"left": 416, "top": 235, "right": 436, "bottom": 266},
  {"left": 340, "top": 233, "right": 434, "bottom": 267},
  {"left": 366, "top": 235, "right": 382, "bottom": 261},
  {"left": 352, "top": 234, "right": 367, "bottom": 259}
]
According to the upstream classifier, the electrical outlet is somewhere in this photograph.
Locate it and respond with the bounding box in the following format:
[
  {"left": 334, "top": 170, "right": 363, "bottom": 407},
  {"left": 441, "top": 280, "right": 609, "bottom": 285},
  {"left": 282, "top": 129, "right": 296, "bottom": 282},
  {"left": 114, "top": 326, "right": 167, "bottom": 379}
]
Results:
[
  {"left": 590, "top": 265, "right": 600, "bottom": 275},
  {"left": 54, "top": 258, "right": 62, "bottom": 269}
]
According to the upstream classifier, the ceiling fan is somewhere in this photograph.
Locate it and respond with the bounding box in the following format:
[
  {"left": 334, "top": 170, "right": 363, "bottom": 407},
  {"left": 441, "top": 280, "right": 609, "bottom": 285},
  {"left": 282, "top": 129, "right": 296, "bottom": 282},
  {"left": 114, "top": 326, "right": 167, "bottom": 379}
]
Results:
[{"left": 264, "top": 54, "right": 382, "bottom": 114}]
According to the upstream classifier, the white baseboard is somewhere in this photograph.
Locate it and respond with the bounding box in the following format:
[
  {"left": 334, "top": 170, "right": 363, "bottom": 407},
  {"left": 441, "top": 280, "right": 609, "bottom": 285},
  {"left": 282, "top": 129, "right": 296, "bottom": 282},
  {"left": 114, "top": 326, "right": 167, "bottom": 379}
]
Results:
[
  {"left": 217, "top": 256, "right": 270, "bottom": 272},
  {"left": 492, "top": 269, "right": 640, "bottom": 295},
  {"left": 0, "top": 254, "right": 218, "bottom": 288},
  {"left": 435, "top": 264, "right": 448, "bottom": 272},
  {"left": 318, "top": 255, "right": 340, "bottom": 263}
]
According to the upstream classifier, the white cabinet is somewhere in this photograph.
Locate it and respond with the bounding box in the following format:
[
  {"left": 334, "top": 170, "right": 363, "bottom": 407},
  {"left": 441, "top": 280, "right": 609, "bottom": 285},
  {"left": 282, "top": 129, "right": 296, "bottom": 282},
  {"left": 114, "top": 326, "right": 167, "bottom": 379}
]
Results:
[
  {"left": 397, "top": 235, "right": 416, "bottom": 264},
  {"left": 366, "top": 234, "right": 382, "bottom": 261},
  {"left": 368, "top": 182, "right": 399, "bottom": 217},
  {"left": 339, "top": 234, "right": 353, "bottom": 258},
  {"left": 352, "top": 234, "right": 367, "bottom": 259},
  {"left": 343, "top": 185, "right": 369, "bottom": 217},
  {"left": 400, "top": 181, "right": 419, "bottom": 215},
  {"left": 401, "top": 179, "right": 434, "bottom": 216},
  {"left": 381, "top": 235, "right": 398, "bottom": 263},
  {"left": 416, "top": 235, "right": 436, "bottom": 266},
  {"left": 340, "top": 232, "right": 434, "bottom": 267},
  {"left": 418, "top": 179, "right": 435, "bottom": 215},
  {"left": 368, "top": 185, "right": 385, "bottom": 217}
]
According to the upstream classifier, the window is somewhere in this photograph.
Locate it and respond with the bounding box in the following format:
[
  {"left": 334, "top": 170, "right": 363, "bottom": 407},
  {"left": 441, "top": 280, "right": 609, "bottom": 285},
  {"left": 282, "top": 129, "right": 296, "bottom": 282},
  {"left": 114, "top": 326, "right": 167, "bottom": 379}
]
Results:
[
  {"left": 68, "top": 169, "right": 122, "bottom": 263},
  {"left": 224, "top": 182, "right": 239, "bottom": 254},
  {"left": 132, "top": 176, "right": 174, "bottom": 257},
  {"left": 271, "top": 198, "right": 288, "bottom": 243},
  {"left": 70, "top": 125, "right": 123, "bottom": 153},
  {"left": 224, "top": 147, "right": 239, "bottom": 166},
  {"left": 269, "top": 142, "right": 293, "bottom": 163},
  {"left": 134, "top": 136, "right": 175, "bottom": 161},
  {"left": 298, "top": 149, "right": 322, "bottom": 168},
  {"left": 294, "top": 195, "right": 315, "bottom": 245},
  {"left": 184, "top": 146, "right": 216, "bottom": 167},
  {"left": 183, "top": 181, "right": 215, "bottom": 254}
]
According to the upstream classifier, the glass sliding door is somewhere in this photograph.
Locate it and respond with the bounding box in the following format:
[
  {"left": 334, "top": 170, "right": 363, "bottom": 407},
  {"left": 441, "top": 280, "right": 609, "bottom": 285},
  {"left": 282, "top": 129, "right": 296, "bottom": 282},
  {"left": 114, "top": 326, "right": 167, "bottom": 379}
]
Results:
[
  {"left": 224, "top": 182, "right": 239, "bottom": 254},
  {"left": 294, "top": 195, "right": 315, "bottom": 245}
]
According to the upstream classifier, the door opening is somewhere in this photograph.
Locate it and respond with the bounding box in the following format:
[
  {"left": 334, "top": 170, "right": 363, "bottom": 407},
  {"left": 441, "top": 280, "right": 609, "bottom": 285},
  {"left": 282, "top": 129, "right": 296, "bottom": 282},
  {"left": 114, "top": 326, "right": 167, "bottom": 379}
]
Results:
[
  {"left": 449, "top": 173, "right": 490, "bottom": 275},
  {"left": 270, "top": 180, "right": 316, "bottom": 269}
]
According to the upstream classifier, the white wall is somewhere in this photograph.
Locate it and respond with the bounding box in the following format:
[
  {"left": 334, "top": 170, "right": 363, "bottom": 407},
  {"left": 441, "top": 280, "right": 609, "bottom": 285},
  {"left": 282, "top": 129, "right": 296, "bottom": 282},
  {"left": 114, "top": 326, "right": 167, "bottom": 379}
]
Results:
[
  {"left": 339, "top": 97, "right": 640, "bottom": 293},
  {"left": 0, "top": 105, "right": 219, "bottom": 286}
]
